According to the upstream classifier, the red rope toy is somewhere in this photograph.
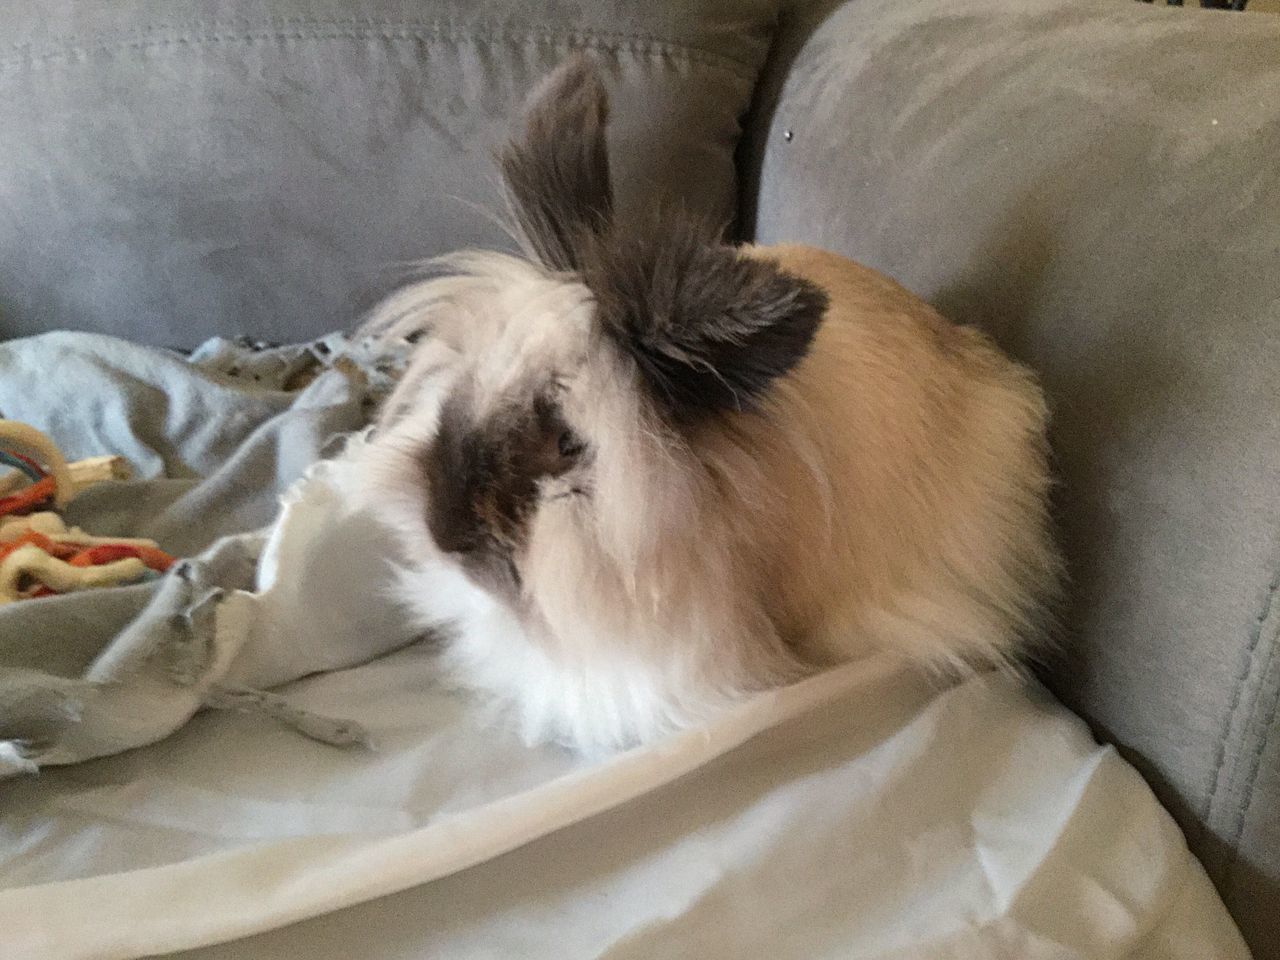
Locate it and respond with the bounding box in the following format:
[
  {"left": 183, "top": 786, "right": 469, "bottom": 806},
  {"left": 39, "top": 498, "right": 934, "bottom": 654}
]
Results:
[{"left": 0, "top": 421, "right": 178, "bottom": 603}]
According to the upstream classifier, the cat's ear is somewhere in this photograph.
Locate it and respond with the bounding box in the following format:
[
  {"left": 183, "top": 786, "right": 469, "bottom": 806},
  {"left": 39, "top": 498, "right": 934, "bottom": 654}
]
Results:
[
  {"left": 589, "top": 222, "right": 828, "bottom": 420},
  {"left": 499, "top": 55, "right": 613, "bottom": 272}
]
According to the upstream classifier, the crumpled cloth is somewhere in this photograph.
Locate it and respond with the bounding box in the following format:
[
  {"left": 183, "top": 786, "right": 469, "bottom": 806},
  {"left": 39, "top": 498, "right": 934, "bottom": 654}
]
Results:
[
  {"left": 0, "top": 332, "right": 1251, "bottom": 960},
  {"left": 0, "top": 331, "right": 418, "bottom": 776}
]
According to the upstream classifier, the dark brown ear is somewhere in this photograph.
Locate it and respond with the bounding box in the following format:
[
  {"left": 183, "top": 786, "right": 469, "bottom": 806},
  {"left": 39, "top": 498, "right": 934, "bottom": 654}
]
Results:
[
  {"left": 499, "top": 55, "right": 614, "bottom": 272},
  {"left": 586, "top": 218, "right": 828, "bottom": 420}
]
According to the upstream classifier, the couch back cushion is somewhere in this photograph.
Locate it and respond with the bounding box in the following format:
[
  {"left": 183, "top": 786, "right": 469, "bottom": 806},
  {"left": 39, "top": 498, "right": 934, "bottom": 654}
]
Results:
[
  {"left": 0, "top": 0, "right": 780, "bottom": 346},
  {"left": 744, "top": 0, "right": 1280, "bottom": 953}
]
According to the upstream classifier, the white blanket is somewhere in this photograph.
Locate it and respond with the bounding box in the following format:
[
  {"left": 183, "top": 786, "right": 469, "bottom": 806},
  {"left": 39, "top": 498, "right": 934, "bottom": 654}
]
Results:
[
  {"left": 1, "top": 652, "right": 1249, "bottom": 958},
  {"left": 0, "top": 334, "right": 1250, "bottom": 959}
]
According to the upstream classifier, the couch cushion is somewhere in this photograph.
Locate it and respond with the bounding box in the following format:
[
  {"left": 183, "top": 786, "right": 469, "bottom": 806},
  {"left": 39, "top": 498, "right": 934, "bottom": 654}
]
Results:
[
  {"left": 0, "top": 0, "right": 781, "bottom": 346},
  {"left": 744, "top": 0, "right": 1280, "bottom": 954}
]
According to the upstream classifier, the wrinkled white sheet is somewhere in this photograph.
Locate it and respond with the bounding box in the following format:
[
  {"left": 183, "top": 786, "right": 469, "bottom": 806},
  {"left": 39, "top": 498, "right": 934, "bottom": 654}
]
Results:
[
  {"left": 0, "top": 334, "right": 1250, "bottom": 958},
  {"left": 0, "top": 647, "right": 1249, "bottom": 959}
]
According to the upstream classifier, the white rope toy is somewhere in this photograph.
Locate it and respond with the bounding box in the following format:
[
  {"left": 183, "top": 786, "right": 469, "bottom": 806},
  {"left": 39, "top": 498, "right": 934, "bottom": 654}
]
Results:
[
  {"left": 0, "top": 420, "right": 163, "bottom": 605},
  {"left": 0, "top": 419, "right": 76, "bottom": 508},
  {"left": 0, "top": 545, "right": 147, "bottom": 603}
]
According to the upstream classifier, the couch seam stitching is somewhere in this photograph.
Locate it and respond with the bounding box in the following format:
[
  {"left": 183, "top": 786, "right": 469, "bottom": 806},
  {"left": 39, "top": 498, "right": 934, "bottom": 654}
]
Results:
[
  {"left": 731, "top": 3, "right": 785, "bottom": 244},
  {"left": 1225, "top": 610, "right": 1280, "bottom": 858},
  {"left": 1203, "top": 559, "right": 1280, "bottom": 831},
  {"left": 0, "top": 24, "right": 759, "bottom": 77},
  {"left": 0, "top": 13, "right": 743, "bottom": 46}
]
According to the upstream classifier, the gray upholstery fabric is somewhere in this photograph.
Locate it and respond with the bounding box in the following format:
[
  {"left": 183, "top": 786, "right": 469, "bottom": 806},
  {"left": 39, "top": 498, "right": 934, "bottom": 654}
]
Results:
[
  {"left": 747, "top": 0, "right": 1280, "bottom": 954},
  {"left": 0, "top": 0, "right": 781, "bottom": 346}
]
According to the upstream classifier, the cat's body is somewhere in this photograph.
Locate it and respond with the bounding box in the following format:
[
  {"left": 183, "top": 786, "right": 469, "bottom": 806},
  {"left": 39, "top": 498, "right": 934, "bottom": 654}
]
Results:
[{"left": 354, "top": 58, "right": 1059, "bottom": 752}]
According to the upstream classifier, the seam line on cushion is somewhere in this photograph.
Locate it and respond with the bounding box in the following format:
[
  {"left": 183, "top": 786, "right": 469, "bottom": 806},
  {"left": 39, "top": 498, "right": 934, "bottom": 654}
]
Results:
[
  {"left": 1203, "top": 556, "right": 1280, "bottom": 827},
  {"left": 0, "top": 24, "right": 758, "bottom": 77},
  {"left": 1225, "top": 607, "right": 1280, "bottom": 859},
  {"left": 2, "top": 14, "right": 759, "bottom": 54},
  {"left": 731, "top": 3, "right": 784, "bottom": 244}
]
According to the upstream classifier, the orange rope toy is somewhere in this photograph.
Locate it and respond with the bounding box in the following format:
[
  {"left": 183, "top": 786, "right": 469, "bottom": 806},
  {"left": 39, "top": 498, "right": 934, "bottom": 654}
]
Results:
[{"left": 0, "top": 420, "right": 178, "bottom": 604}]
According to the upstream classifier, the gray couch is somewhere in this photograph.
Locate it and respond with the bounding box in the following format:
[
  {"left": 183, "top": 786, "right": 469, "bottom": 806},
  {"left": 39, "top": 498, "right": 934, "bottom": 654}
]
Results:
[{"left": 2, "top": 0, "right": 1277, "bottom": 954}]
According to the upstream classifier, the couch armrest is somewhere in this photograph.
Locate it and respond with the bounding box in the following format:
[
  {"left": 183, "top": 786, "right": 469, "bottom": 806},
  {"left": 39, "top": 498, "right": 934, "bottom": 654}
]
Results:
[{"left": 745, "top": 0, "right": 1280, "bottom": 953}]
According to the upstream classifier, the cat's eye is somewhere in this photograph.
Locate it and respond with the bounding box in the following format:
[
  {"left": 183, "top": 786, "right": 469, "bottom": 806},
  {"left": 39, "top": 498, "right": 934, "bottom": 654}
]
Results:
[{"left": 557, "top": 431, "right": 585, "bottom": 460}]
